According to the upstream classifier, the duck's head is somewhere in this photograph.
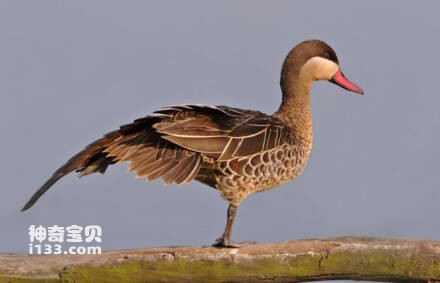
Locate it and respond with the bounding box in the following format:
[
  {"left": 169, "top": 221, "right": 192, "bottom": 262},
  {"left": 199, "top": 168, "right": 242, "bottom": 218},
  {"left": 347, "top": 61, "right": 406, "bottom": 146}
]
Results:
[{"left": 281, "top": 40, "right": 364, "bottom": 95}]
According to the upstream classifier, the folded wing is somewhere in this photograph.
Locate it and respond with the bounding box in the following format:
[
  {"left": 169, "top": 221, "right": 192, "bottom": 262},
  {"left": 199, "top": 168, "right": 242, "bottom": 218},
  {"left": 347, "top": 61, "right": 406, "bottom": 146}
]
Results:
[{"left": 154, "top": 105, "right": 292, "bottom": 161}]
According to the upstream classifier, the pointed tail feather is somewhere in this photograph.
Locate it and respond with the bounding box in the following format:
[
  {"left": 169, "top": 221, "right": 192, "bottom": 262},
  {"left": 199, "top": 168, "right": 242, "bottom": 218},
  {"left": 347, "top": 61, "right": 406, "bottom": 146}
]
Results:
[
  {"left": 21, "top": 131, "right": 120, "bottom": 211},
  {"left": 21, "top": 112, "right": 210, "bottom": 211},
  {"left": 21, "top": 170, "right": 65, "bottom": 211}
]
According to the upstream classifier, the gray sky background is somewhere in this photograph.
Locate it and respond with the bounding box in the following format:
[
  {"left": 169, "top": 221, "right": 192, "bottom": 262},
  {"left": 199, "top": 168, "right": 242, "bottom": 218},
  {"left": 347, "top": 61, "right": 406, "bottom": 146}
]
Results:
[{"left": 1, "top": 2, "right": 439, "bottom": 281}]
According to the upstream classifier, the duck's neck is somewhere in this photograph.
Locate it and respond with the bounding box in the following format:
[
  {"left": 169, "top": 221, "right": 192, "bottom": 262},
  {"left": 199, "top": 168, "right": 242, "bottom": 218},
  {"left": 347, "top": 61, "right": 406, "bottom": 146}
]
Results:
[{"left": 273, "top": 74, "right": 313, "bottom": 150}]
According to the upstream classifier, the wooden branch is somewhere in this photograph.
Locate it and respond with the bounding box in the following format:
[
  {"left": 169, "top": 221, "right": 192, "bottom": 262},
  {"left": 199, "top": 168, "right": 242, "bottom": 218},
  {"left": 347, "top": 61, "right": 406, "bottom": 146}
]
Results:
[{"left": 1, "top": 237, "right": 440, "bottom": 282}]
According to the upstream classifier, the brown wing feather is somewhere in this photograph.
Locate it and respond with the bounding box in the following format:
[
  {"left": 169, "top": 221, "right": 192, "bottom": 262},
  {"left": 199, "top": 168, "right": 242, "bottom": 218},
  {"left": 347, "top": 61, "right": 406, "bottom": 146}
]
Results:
[
  {"left": 22, "top": 112, "right": 203, "bottom": 211},
  {"left": 154, "top": 105, "right": 293, "bottom": 161},
  {"left": 22, "top": 104, "right": 293, "bottom": 211}
]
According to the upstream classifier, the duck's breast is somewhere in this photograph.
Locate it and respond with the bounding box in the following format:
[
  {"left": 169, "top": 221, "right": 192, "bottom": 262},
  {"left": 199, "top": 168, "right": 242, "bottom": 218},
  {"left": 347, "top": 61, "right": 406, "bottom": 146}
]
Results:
[{"left": 214, "top": 142, "right": 310, "bottom": 204}]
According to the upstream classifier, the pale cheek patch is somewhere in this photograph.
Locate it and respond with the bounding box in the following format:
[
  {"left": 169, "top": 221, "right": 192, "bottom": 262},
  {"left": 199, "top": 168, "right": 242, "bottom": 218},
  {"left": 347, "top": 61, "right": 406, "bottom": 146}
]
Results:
[{"left": 300, "top": 56, "right": 339, "bottom": 81}]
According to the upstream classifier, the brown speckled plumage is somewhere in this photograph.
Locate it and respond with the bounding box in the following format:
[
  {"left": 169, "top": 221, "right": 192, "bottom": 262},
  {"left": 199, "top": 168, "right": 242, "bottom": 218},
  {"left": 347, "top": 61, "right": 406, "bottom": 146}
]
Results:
[{"left": 22, "top": 40, "right": 364, "bottom": 247}]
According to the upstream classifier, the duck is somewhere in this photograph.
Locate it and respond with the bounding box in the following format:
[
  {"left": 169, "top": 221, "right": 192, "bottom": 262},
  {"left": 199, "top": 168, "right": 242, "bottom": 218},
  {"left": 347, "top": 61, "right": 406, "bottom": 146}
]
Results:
[{"left": 21, "top": 39, "right": 364, "bottom": 247}]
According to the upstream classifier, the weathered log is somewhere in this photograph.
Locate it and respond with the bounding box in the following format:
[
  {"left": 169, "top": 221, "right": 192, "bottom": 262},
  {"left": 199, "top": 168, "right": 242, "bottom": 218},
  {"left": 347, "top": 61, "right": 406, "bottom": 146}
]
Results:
[{"left": 1, "top": 237, "right": 440, "bottom": 282}]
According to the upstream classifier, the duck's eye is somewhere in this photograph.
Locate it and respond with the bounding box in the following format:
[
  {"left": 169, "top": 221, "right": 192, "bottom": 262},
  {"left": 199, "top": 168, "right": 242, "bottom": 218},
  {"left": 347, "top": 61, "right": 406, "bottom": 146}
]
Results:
[{"left": 323, "top": 52, "right": 331, "bottom": 59}]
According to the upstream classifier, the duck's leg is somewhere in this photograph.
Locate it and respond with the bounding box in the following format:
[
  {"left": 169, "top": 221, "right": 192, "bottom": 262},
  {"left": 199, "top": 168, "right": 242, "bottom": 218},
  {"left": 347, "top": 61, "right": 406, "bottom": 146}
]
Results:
[{"left": 213, "top": 204, "right": 255, "bottom": 248}]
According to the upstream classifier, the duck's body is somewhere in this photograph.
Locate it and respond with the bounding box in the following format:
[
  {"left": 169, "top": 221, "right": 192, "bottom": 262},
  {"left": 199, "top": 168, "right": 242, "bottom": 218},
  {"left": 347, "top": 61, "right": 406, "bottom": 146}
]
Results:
[
  {"left": 187, "top": 106, "right": 312, "bottom": 206},
  {"left": 22, "top": 40, "right": 364, "bottom": 247}
]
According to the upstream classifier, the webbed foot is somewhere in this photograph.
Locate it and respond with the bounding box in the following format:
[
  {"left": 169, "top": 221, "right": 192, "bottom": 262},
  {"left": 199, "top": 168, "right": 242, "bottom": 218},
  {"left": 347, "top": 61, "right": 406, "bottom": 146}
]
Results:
[{"left": 212, "top": 236, "right": 256, "bottom": 248}]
